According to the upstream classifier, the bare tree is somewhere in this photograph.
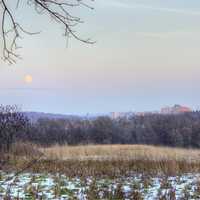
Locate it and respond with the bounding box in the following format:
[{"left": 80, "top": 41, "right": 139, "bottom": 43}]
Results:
[
  {"left": 0, "top": 0, "right": 94, "bottom": 64},
  {"left": 0, "top": 105, "right": 29, "bottom": 153}
]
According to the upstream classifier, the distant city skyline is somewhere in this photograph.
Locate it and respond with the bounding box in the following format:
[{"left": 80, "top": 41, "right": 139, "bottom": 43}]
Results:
[{"left": 1, "top": 0, "right": 200, "bottom": 114}]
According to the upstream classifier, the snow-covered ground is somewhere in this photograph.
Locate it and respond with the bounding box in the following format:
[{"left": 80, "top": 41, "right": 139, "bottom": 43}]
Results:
[{"left": 0, "top": 172, "right": 200, "bottom": 199}]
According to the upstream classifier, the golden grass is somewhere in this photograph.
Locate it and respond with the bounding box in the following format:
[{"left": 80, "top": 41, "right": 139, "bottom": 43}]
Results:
[
  {"left": 4, "top": 144, "right": 200, "bottom": 177},
  {"left": 41, "top": 144, "right": 200, "bottom": 163}
]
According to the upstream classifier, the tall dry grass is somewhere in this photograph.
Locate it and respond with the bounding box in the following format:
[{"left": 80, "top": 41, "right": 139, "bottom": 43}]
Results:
[
  {"left": 1, "top": 144, "right": 200, "bottom": 177},
  {"left": 41, "top": 144, "right": 200, "bottom": 163}
]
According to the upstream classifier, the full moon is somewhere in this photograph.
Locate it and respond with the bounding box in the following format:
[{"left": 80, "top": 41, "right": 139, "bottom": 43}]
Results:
[{"left": 24, "top": 75, "right": 33, "bottom": 84}]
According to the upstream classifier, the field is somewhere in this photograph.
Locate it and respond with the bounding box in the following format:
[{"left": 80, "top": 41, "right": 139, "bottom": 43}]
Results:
[
  {"left": 2, "top": 144, "right": 200, "bottom": 199},
  {"left": 42, "top": 144, "right": 200, "bottom": 162},
  {"left": 1, "top": 172, "right": 200, "bottom": 199},
  {"left": 37, "top": 144, "right": 200, "bottom": 176}
]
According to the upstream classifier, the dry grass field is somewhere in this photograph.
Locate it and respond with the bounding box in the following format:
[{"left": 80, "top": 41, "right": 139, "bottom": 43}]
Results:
[
  {"left": 42, "top": 144, "right": 200, "bottom": 163},
  {"left": 27, "top": 144, "right": 200, "bottom": 177},
  {"left": 4, "top": 144, "right": 200, "bottom": 178},
  {"left": 2, "top": 144, "right": 200, "bottom": 199}
]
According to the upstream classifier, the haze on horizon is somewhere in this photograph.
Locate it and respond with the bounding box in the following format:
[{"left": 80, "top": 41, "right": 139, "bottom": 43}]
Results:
[{"left": 0, "top": 0, "right": 200, "bottom": 115}]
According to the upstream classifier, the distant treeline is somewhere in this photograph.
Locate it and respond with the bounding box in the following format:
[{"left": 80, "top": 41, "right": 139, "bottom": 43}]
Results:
[
  {"left": 25, "top": 111, "right": 200, "bottom": 148},
  {"left": 1, "top": 105, "right": 200, "bottom": 150}
]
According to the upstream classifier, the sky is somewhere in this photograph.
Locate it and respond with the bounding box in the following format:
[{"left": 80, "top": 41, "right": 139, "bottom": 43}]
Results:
[{"left": 0, "top": 0, "right": 200, "bottom": 115}]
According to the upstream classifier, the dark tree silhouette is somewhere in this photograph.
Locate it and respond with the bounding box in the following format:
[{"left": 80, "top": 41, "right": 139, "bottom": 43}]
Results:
[
  {"left": 0, "top": 0, "right": 94, "bottom": 64},
  {"left": 0, "top": 105, "right": 29, "bottom": 153},
  {"left": 25, "top": 112, "right": 200, "bottom": 148}
]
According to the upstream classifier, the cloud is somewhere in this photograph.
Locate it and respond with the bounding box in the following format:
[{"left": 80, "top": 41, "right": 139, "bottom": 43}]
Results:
[
  {"left": 134, "top": 31, "right": 200, "bottom": 39},
  {"left": 139, "top": 5, "right": 200, "bottom": 16},
  {"left": 0, "top": 88, "right": 60, "bottom": 91},
  {"left": 101, "top": 0, "right": 200, "bottom": 16}
]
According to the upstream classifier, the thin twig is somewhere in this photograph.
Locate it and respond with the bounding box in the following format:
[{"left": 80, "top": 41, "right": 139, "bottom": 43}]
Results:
[{"left": 0, "top": 0, "right": 95, "bottom": 64}]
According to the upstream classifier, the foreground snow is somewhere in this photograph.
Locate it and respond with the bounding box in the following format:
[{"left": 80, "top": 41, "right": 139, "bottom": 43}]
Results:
[{"left": 0, "top": 172, "right": 200, "bottom": 199}]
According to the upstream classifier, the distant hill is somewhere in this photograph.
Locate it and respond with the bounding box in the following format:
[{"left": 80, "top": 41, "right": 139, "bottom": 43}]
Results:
[{"left": 23, "top": 112, "right": 81, "bottom": 123}]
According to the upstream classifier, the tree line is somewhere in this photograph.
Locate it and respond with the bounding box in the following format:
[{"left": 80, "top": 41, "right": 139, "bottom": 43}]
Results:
[
  {"left": 27, "top": 111, "right": 200, "bottom": 148},
  {"left": 1, "top": 105, "right": 200, "bottom": 150}
]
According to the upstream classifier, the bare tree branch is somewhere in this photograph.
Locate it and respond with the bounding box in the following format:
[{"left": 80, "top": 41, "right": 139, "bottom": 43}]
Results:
[{"left": 0, "top": 0, "right": 94, "bottom": 64}]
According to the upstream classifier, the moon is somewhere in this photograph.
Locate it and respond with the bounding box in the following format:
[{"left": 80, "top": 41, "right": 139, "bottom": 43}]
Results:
[{"left": 24, "top": 75, "right": 33, "bottom": 84}]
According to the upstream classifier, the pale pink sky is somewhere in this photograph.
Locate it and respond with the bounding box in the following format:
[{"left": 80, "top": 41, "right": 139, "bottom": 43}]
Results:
[{"left": 0, "top": 0, "right": 200, "bottom": 114}]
